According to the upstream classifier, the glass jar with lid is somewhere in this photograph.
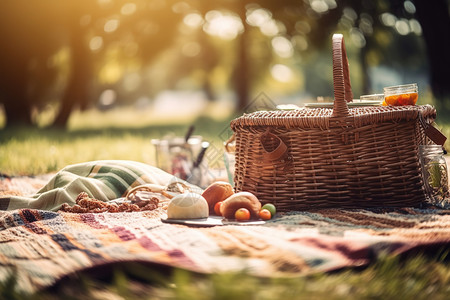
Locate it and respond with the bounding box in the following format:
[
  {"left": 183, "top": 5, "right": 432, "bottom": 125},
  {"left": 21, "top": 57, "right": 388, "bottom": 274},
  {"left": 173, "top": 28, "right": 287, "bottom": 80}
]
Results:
[
  {"left": 383, "top": 83, "right": 418, "bottom": 106},
  {"left": 419, "top": 145, "right": 449, "bottom": 208}
]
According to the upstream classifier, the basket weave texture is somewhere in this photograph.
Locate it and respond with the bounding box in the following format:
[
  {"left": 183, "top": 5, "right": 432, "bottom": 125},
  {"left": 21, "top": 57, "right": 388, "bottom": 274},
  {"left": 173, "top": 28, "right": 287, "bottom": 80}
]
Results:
[{"left": 229, "top": 34, "right": 438, "bottom": 211}]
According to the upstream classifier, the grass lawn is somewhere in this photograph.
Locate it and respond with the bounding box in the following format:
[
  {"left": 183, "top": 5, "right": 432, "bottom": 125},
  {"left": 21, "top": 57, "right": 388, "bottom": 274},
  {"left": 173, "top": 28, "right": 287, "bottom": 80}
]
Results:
[
  {"left": 0, "top": 107, "right": 235, "bottom": 176},
  {"left": 3, "top": 253, "right": 449, "bottom": 300},
  {"left": 1, "top": 107, "right": 450, "bottom": 299}
]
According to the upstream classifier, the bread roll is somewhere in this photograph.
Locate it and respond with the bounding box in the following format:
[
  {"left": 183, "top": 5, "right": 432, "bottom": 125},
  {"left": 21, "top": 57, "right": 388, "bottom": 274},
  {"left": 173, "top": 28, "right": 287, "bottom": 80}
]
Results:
[
  {"left": 201, "top": 181, "right": 234, "bottom": 214},
  {"left": 220, "top": 192, "right": 261, "bottom": 219},
  {"left": 167, "top": 193, "right": 209, "bottom": 219}
]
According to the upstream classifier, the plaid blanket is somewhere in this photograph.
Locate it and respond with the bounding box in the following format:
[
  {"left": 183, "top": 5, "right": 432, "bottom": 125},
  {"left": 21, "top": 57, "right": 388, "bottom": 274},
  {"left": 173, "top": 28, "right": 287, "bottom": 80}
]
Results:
[
  {"left": 0, "top": 207, "right": 449, "bottom": 294},
  {"left": 1, "top": 161, "right": 449, "bottom": 294},
  {"left": 0, "top": 160, "right": 180, "bottom": 211}
]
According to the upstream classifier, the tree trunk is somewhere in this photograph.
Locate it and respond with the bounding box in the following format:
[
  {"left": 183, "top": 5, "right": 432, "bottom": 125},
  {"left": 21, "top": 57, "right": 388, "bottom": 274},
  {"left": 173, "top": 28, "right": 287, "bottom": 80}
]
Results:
[
  {"left": 1, "top": 62, "right": 33, "bottom": 127},
  {"left": 52, "top": 16, "right": 91, "bottom": 128},
  {"left": 2, "top": 97, "right": 33, "bottom": 127},
  {"left": 413, "top": 0, "right": 450, "bottom": 107}
]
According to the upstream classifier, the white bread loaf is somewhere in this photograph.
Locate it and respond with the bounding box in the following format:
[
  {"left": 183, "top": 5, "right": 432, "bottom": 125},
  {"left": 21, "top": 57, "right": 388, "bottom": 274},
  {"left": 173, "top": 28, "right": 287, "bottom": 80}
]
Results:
[{"left": 167, "top": 193, "right": 209, "bottom": 219}]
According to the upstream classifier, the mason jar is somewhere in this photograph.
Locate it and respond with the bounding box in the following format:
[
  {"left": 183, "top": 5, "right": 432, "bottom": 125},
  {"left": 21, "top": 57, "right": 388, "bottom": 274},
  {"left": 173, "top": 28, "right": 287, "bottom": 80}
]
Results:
[
  {"left": 383, "top": 83, "right": 418, "bottom": 106},
  {"left": 359, "top": 93, "right": 384, "bottom": 101},
  {"left": 419, "top": 145, "right": 449, "bottom": 208}
]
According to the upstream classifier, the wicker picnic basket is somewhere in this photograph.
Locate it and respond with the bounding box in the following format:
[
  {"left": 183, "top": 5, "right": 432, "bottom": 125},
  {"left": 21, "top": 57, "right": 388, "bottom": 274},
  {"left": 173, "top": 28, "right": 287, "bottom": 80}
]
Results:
[{"left": 228, "top": 34, "right": 445, "bottom": 211}]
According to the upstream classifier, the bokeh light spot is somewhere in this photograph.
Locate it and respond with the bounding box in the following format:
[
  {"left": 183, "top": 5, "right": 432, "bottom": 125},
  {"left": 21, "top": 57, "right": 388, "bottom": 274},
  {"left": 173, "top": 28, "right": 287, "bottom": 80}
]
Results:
[
  {"left": 380, "top": 13, "right": 396, "bottom": 27},
  {"left": 104, "top": 19, "right": 120, "bottom": 33},
  {"left": 310, "top": 0, "right": 329, "bottom": 14},
  {"left": 121, "top": 3, "right": 137, "bottom": 15},
  {"left": 89, "top": 36, "right": 103, "bottom": 51},
  {"left": 203, "top": 11, "right": 244, "bottom": 40},
  {"left": 295, "top": 21, "right": 311, "bottom": 34},
  {"left": 172, "top": 2, "right": 190, "bottom": 14},
  {"left": 395, "top": 19, "right": 410, "bottom": 35},
  {"left": 99, "top": 89, "right": 117, "bottom": 107},
  {"left": 409, "top": 19, "right": 422, "bottom": 35},
  {"left": 291, "top": 35, "right": 308, "bottom": 51},
  {"left": 271, "top": 64, "right": 293, "bottom": 82},
  {"left": 404, "top": 1, "right": 416, "bottom": 14},
  {"left": 271, "top": 36, "right": 294, "bottom": 58},
  {"left": 260, "top": 19, "right": 280, "bottom": 36},
  {"left": 184, "top": 13, "right": 204, "bottom": 28},
  {"left": 350, "top": 28, "right": 366, "bottom": 48},
  {"left": 246, "top": 8, "right": 272, "bottom": 27}
]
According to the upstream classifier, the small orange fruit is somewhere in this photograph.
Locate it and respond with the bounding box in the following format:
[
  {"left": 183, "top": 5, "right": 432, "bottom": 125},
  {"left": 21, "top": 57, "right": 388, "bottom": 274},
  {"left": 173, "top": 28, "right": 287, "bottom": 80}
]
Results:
[
  {"left": 261, "top": 203, "right": 276, "bottom": 217},
  {"left": 235, "top": 208, "right": 250, "bottom": 221},
  {"left": 259, "top": 209, "right": 272, "bottom": 220},
  {"left": 214, "top": 201, "right": 223, "bottom": 216}
]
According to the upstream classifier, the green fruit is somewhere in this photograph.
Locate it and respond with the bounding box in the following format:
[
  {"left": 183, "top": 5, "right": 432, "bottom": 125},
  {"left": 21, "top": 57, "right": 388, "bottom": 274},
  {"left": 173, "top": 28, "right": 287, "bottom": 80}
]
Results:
[{"left": 262, "top": 203, "right": 276, "bottom": 216}]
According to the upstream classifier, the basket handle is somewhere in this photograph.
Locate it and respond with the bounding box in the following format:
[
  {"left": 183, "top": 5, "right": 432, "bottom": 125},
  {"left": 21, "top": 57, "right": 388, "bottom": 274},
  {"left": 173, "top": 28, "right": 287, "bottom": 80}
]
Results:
[
  {"left": 332, "top": 34, "right": 353, "bottom": 117},
  {"left": 260, "top": 130, "right": 288, "bottom": 162},
  {"left": 224, "top": 133, "right": 236, "bottom": 153}
]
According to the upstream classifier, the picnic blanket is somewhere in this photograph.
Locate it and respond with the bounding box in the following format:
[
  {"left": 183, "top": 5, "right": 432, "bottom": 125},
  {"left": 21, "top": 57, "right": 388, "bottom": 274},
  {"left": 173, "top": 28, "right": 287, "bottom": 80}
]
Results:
[
  {"left": 0, "top": 160, "right": 186, "bottom": 211},
  {"left": 1, "top": 160, "right": 449, "bottom": 294}
]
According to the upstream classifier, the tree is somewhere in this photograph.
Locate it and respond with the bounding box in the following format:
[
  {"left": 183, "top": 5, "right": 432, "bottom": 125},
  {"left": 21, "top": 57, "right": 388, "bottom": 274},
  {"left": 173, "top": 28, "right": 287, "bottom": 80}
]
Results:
[
  {"left": 0, "top": 1, "right": 65, "bottom": 126},
  {"left": 52, "top": 1, "right": 92, "bottom": 128},
  {"left": 412, "top": 0, "right": 450, "bottom": 112},
  {"left": 0, "top": 0, "right": 183, "bottom": 128},
  {"left": 1, "top": 0, "right": 448, "bottom": 128}
]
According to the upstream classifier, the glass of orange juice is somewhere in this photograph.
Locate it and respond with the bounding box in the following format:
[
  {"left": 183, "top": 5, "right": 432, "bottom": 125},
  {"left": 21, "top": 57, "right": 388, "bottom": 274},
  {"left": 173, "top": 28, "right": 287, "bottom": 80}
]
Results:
[{"left": 383, "top": 83, "right": 418, "bottom": 106}]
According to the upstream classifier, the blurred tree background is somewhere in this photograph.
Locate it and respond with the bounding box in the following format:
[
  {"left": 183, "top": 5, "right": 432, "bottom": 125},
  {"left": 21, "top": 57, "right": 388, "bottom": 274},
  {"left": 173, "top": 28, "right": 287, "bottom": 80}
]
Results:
[{"left": 0, "top": 0, "right": 449, "bottom": 128}]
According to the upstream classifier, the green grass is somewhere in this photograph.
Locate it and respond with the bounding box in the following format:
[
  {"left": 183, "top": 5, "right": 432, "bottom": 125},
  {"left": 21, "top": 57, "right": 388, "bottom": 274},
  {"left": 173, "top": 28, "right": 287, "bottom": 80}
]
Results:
[
  {"left": 2, "top": 251, "right": 448, "bottom": 299},
  {"left": 1, "top": 105, "right": 450, "bottom": 176},
  {"left": 0, "top": 109, "right": 234, "bottom": 176},
  {"left": 1, "top": 107, "right": 450, "bottom": 299}
]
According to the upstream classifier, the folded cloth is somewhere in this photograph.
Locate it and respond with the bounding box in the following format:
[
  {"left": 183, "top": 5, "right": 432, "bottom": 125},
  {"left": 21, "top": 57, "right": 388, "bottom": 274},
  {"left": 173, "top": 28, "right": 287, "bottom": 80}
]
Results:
[{"left": 0, "top": 160, "right": 184, "bottom": 211}]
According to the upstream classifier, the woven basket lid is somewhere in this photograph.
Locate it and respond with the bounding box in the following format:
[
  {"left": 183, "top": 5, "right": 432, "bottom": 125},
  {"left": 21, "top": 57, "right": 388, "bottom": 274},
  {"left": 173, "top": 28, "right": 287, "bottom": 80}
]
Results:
[{"left": 230, "top": 105, "right": 436, "bottom": 130}]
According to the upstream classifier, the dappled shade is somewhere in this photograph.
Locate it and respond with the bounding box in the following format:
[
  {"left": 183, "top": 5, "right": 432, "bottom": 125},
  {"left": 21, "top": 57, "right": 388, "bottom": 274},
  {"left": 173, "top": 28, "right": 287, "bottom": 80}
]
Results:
[{"left": 0, "top": 0, "right": 449, "bottom": 128}]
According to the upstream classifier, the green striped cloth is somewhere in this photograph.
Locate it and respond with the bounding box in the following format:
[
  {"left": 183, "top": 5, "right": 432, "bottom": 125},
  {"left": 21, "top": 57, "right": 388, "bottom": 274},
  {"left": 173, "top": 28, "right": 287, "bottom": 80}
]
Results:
[{"left": 3, "top": 160, "right": 185, "bottom": 211}]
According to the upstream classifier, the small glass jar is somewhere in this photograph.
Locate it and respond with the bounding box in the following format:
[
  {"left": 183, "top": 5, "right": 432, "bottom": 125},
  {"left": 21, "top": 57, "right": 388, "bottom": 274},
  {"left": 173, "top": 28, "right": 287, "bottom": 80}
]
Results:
[
  {"left": 419, "top": 145, "right": 449, "bottom": 208},
  {"left": 359, "top": 94, "right": 384, "bottom": 101},
  {"left": 383, "top": 83, "right": 418, "bottom": 106}
]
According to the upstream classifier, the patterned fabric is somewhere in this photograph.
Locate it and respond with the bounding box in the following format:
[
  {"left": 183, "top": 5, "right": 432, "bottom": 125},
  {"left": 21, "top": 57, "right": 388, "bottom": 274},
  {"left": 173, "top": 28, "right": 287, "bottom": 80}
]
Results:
[
  {"left": 0, "top": 162, "right": 449, "bottom": 295},
  {"left": 0, "top": 207, "right": 449, "bottom": 294},
  {"left": 0, "top": 160, "right": 180, "bottom": 211}
]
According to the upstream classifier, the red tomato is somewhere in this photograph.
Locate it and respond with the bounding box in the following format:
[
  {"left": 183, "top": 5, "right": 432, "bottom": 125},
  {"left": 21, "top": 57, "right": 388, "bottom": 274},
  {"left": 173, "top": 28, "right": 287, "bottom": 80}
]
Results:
[
  {"left": 214, "top": 201, "right": 223, "bottom": 216},
  {"left": 259, "top": 209, "right": 272, "bottom": 220},
  {"left": 235, "top": 208, "right": 250, "bottom": 221}
]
